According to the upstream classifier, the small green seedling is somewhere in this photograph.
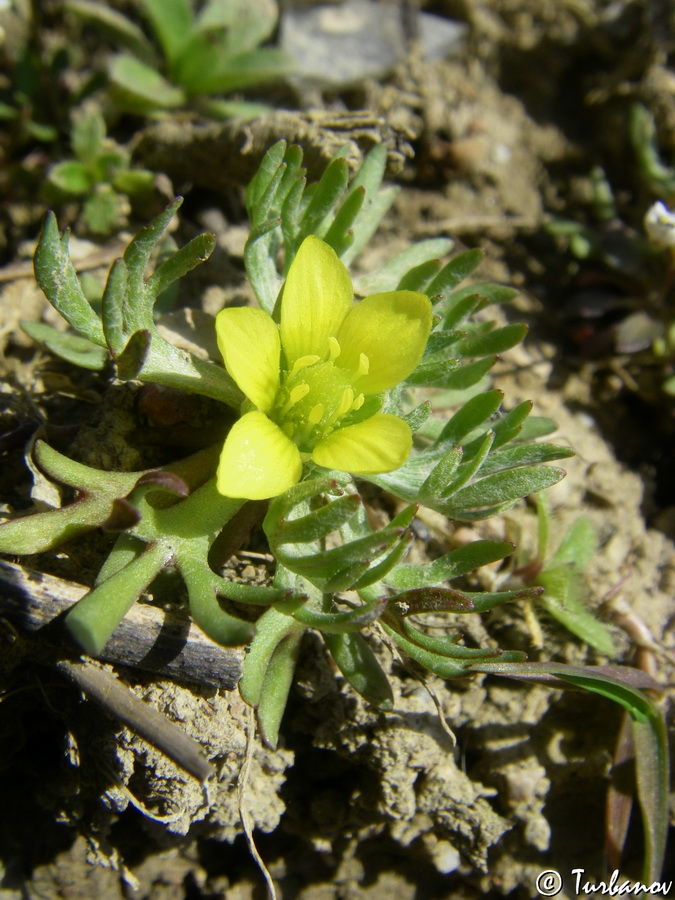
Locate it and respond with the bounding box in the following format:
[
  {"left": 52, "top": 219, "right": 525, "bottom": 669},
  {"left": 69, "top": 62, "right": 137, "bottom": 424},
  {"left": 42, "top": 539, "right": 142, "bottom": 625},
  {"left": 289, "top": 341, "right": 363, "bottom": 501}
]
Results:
[
  {"left": 66, "top": 0, "right": 292, "bottom": 119},
  {"left": 512, "top": 494, "right": 616, "bottom": 656},
  {"left": 43, "top": 107, "right": 155, "bottom": 235}
]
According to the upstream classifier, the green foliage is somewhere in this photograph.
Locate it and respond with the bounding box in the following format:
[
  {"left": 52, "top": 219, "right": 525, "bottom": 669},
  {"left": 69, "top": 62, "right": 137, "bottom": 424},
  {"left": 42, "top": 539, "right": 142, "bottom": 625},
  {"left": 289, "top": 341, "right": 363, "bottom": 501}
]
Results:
[
  {"left": 513, "top": 495, "right": 616, "bottom": 656},
  {"left": 44, "top": 108, "right": 155, "bottom": 234},
  {"left": 66, "top": 0, "right": 292, "bottom": 120},
  {"left": 33, "top": 197, "right": 241, "bottom": 403},
  {"left": 2, "top": 141, "right": 667, "bottom": 878}
]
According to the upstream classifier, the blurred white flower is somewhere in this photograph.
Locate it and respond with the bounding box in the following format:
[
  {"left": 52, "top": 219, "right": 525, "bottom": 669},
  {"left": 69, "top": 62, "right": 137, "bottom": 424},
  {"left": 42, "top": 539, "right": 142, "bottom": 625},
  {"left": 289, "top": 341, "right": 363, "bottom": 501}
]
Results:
[{"left": 644, "top": 200, "right": 675, "bottom": 250}]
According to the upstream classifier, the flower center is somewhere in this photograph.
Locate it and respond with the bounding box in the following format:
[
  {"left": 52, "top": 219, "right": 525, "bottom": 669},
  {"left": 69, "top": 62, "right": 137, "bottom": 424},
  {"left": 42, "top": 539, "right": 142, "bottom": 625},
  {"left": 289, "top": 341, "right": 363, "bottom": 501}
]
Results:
[{"left": 271, "top": 353, "right": 365, "bottom": 452}]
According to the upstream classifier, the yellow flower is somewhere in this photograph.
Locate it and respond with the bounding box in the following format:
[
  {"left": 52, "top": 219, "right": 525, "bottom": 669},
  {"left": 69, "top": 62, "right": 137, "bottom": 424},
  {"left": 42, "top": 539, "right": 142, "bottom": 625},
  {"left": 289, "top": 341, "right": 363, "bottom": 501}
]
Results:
[{"left": 215, "top": 236, "right": 433, "bottom": 499}]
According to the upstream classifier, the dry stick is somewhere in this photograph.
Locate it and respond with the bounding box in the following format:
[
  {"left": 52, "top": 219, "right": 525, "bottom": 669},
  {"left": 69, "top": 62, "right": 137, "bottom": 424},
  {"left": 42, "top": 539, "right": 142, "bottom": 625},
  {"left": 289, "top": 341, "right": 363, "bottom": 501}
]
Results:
[
  {"left": 0, "top": 559, "right": 246, "bottom": 781},
  {"left": 55, "top": 658, "right": 214, "bottom": 783},
  {"left": 0, "top": 559, "right": 244, "bottom": 689}
]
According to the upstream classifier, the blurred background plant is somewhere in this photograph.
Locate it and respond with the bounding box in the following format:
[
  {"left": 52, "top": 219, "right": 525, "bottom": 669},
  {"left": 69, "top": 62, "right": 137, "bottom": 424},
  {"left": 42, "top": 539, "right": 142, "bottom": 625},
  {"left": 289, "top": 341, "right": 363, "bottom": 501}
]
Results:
[
  {"left": 546, "top": 103, "right": 675, "bottom": 398},
  {"left": 65, "top": 0, "right": 293, "bottom": 120},
  {"left": 42, "top": 106, "right": 155, "bottom": 234}
]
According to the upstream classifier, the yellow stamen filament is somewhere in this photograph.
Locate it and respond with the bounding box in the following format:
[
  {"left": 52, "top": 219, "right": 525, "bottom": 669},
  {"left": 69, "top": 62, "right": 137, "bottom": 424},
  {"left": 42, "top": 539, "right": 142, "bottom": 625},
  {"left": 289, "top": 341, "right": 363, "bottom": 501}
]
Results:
[{"left": 359, "top": 353, "right": 370, "bottom": 376}]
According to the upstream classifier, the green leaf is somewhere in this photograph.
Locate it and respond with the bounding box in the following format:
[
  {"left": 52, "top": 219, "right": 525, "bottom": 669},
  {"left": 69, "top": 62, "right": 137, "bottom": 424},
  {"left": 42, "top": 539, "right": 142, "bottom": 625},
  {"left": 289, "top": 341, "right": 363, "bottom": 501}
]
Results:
[
  {"left": 145, "top": 232, "right": 217, "bottom": 298},
  {"left": 403, "top": 402, "right": 431, "bottom": 431},
  {"left": 356, "top": 239, "right": 452, "bottom": 294},
  {"left": 0, "top": 441, "right": 141, "bottom": 554},
  {"left": 101, "top": 258, "right": 128, "bottom": 354},
  {"left": 440, "top": 282, "right": 518, "bottom": 321},
  {"left": 124, "top": 197, "right": 182, "bottom": 298},
  {"left": 405, "top": 358, "right": 461, "bottom": 387},
  {"left": 475, "top": 442, "right": 574, "bottom": 477},
  {"left": 197, "top": 0, "right": 278, "bottom": 50},
  {"left": 139, "top": 0, "right": 193, "bottom": 65},
  {"left": 66, "top": 541, "right": 171, "bottom": 655},
  {"left": 273, "top": 494, "right": 361, "bottom": 545},
  {"left": 71, "top": 109, "right": 106, "bottom": 164},
  {"left": 47, "top": 160, "right": 91, "bottom": 196},
  {"left": 297, "top": 157, "right": 350, "bottom": 243},
  {"left": 109, "top": 54, "right": 185, "bottom": 112},
  {"left": 516, "top": 415, "right": 560, "bottom": 441},
  {"left": 321, "top": 186, "right": 363, "bottom": 258},
  {"left": 34, "top": 213, "right": 106, "bottom": 347},
  {"left": 381, "top": 623, "right": 477, "bottom": 679},
  {"left": 180, "top": 47, "right": 292, "bottom": 95},
  {"left": 538, "top": 579, "right": 616, "bottom": 657},
  {"left": 112, "top": 169, "right": 155, "bottom": 195},
  {"left": 437, "top": 389, "right": 503, "bottom": 445},
  {"left": 473, "top": 660, "right": 668, "bottom": 882},
  {"left": 290, "top": 594, "right": 387, "bottom": 633},
  {"left": 325, "top": 632, "right": 393, "bottom": 707},
  {"left": 83, "top": 188, "right": 125, "bottom": 236},
  {"left": 20, "top": 321, "right": 109, "bottom": 370},
  {"left": 197, "top": 97, "right": 273, "bottom": 120},
  {"left": 489, "top": 401, "right": 533, "bottom": 449},
  {"left": 396, "top": 259, "right": 443, "bottom": 292},
  {"left": 550, "top": 516, "right": 596, "bottom": 568},
  {"left": 395, "top": 619, "right": 514, "bottom": 660},
  {"left": 277, "top": 529, "right": 401, "bottom": 580},
  {"left": 386, "top": 539, "right": 513, "bottom": 590},
  {"left": 65, "top": 0, "right": 159, "bottom": 65},
  {"left": 246, "top": 139, "right": 287, "bottom": 212},
  {"left": 418, "top": 447, "right": 463, "bottom": 504},
  {"left": 427, "top": 248, "right": 484, "bottom": 297},
  {"left": 441, "top": 430, "right": 495, "bottom": 496},
  {"left": 340, "top": 145, "right": 399, "bottom": 266},
  {"left": 238, "top": 604, "right": 305, "bottom": 747},
  {"left": 440, "top": 292, "right": 488, "bottom": 329},
  {"left": 443, "top": 466, "right": 566, "bottom": 515},
  {"left": 453, "top": 323, "right": 528, "bottom": 358},
  {"left": 438, "top": 356, "right": 497, "bottom": 391}
]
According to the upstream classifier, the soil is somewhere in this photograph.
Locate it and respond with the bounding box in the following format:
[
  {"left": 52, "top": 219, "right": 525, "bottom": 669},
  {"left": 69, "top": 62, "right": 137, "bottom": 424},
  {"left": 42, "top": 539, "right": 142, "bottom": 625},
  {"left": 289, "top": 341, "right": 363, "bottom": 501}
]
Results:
[{"left": 1, "top": 1, "right": 674, "bottom": 899}]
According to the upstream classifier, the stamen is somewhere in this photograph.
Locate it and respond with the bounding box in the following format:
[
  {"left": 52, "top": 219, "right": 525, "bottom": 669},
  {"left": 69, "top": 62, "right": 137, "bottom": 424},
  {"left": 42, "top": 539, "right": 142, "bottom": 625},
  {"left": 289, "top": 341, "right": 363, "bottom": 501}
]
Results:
[
  {"left": 359, "top": 353, "right": 370, "bottom": 376},
  {"left": 290, "top": 354, "right": 321, "bottom": 377},
  {"left": 336, "top": 387, "right": 354, "bottom": 418},
  {"left": 281, "top": 383, "right": 310, "bottom": 417},
  {"left": 328, "top": 336, "right": 341, "bottom": 361},
  {"left": 290, "top": 384, "right": 310, "bottom": 404},
  {"left": 352, "top": 393, "right": 365, "bottom": 411},
  {"left": 308, "top": 403, "right": 325, "bottom": 424}
]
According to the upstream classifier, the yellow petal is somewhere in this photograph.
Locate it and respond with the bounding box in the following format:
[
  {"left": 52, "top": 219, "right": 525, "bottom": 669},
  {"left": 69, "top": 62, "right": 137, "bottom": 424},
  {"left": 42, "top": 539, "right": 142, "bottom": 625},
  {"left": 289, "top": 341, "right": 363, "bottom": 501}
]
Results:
[
  {"left": 217, "top": 411, "right": 303, "bottom": 499},
  {"left": 280, "top": 236, "right": 353, "bottom": 365},
  {"left": 216, "top": 307, "right": 280, "bottom": 413},
  {"left": 312, "top": 414, "right": 412, "bottom": 474},
  {"left": 336, "top": 291, "right": 432, "bottom": 393}
]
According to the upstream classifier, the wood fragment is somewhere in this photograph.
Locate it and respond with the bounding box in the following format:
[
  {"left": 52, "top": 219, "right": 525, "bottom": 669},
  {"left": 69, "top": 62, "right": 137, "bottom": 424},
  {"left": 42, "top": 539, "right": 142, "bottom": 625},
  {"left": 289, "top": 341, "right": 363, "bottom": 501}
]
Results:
[
  {"left": 0, "top": 559, "right": 244, "bottom": 690},
  {"left": 55, "top": 659, "right": 214, "bottom": 783}
]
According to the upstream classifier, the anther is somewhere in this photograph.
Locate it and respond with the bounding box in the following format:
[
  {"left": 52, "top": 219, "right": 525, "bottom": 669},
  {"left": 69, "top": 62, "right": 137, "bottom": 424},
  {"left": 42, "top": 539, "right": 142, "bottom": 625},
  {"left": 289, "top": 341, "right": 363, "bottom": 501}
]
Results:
[
  {"left": 308, "top": 403, "right": 325, "bottom": 424},
  {"left": 290, "top": 355, "right": 321, "bottom": 377},
  {"left": 290, "top": 384, "right": 310, "bottom": 404},
  {"left": 336, "top": 387, "right": 354, "bottom": 418}
]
